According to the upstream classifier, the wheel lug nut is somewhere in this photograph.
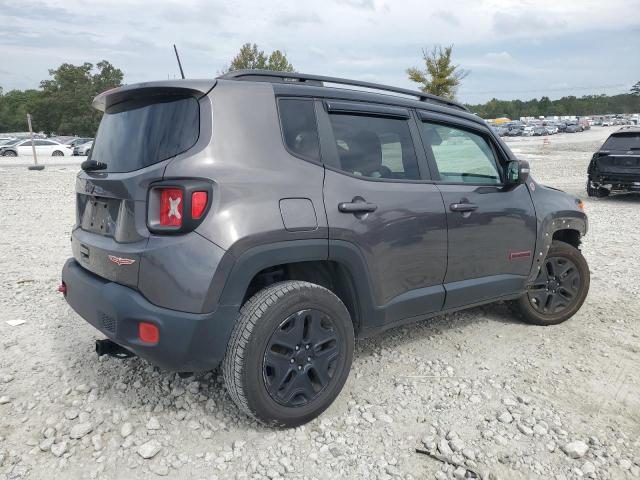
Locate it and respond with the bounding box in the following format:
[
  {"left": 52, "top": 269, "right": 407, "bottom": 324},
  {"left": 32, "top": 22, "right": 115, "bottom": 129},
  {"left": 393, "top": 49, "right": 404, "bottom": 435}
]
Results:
[
  {"left": 295, "top": 345, "right": 300, "bottom": 351},
  {"left": 297, "top": 365, "right": 302, "bottom": 370},
  {"left": 307, "top": 357, "right": 311, "bottom": 362},
  {"left": 290, "top": 358, "right": 294, "bottom": 364},
  {"left": 305, "top": 345, "right": 309, "bottom": 350}
]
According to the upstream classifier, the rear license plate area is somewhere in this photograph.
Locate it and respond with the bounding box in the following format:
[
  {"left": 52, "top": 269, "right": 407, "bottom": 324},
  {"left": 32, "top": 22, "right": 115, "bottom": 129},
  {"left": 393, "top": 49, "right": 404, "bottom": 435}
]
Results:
[{"left": 83, "top": 197, "right": 119, "bottom": 236}]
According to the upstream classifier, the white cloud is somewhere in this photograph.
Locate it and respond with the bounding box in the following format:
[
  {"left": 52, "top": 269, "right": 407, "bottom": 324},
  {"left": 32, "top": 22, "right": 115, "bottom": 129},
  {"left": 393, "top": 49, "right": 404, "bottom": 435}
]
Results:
[
  {"left": 0, "top": 0, "right": 639, "bottom": 102},
  {"left": 483, "top": 52, "right": 514, "bottom": 63}
]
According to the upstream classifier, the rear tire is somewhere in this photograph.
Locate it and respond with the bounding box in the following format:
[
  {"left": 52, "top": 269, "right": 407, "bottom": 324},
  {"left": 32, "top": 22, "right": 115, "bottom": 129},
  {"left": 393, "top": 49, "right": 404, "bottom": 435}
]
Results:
[
  {"left": 223, "top": 281, "right": 354, "bottom": 427},
  {"left": 513, "top": 241, "right": 589, "bottom": 326}
]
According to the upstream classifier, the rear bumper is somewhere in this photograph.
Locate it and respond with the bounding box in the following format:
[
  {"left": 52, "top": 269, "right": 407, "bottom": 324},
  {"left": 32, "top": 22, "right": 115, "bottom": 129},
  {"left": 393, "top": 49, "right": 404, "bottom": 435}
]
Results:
[
  {"left": 61, "top": 258, "right": 238, "bottom": 372},
  {"left": 591, "top": 173, "right": 640, "bottom": 190}
]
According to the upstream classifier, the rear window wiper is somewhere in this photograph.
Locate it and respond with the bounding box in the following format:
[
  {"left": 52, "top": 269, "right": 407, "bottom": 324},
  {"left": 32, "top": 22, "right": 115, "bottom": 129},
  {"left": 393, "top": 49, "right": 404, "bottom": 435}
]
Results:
[{"left": 81, "top": 159, "right": 107, "bottom": 171}]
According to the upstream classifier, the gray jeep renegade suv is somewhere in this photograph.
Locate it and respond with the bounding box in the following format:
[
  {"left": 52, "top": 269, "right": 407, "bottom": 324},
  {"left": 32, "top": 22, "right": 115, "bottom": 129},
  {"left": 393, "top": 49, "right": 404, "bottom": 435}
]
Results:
[{"left": 61, "top": 70, "right": 589, "bottom": 427}]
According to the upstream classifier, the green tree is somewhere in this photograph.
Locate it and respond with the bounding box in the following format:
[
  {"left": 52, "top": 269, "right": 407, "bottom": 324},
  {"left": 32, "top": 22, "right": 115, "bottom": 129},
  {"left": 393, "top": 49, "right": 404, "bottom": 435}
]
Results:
[
  {"left": 0, "top": 61, "right": 122, "bottom": 135},
  {"left": 266, "top": 50, "right": 295, "bottom": 72},
  {"left": 223, "top": 43, "right": 295, "bottom": 73},
  {"left": 33, "top": 60, "right": 123, "bottom": 135},
  {"left": 631, "top": 81, "right": 640, "bottom": 96},
  {"left": 0, "top": 88, "right": 41, "bottom": 132},
  {"left": 406, "top": 45, "right": 469, "bottom": 99}
]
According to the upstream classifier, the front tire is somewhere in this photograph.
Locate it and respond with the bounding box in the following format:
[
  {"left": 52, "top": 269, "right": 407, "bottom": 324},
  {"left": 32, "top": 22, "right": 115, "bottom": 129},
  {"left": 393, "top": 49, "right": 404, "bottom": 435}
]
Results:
[
  {"left": 514, "top": 241, "right": 590, "bottom": 326},
  {"left": 223, "top": 281, "right": 354, "bottom": 427},
  {"left": 3, "top": 150, "right": 17, "bottom": 157},
  {"left": 52, "top": 150, "right": 64, "bottom": 156}
]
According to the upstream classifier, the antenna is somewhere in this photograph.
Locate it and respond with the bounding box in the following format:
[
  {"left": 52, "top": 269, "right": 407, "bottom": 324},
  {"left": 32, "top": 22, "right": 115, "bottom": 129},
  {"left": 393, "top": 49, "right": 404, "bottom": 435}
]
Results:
[{"left": 173, "top": 44, "right": 185, "bottom": 79}]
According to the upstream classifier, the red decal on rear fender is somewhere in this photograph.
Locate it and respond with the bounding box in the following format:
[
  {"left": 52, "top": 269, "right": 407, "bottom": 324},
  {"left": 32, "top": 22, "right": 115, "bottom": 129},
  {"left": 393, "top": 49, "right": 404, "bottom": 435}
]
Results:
[
  {"left": 108, "top": 255, "right": 136, "bottom": 266},
  {"left": 509, "top": 251, "right": 532, "bottom": 261}
]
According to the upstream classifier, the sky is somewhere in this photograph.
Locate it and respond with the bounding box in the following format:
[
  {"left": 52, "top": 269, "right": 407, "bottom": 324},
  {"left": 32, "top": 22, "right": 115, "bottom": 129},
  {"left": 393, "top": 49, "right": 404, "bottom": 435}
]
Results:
[{"left": 1, "top": 0, "right": 639, "bottom": 104}]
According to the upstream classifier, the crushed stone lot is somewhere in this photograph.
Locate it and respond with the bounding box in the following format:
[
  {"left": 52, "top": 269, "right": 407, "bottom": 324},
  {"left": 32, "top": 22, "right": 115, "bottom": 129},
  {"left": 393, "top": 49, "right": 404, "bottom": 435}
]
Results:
[{"left": 0, "top": 126, "right": 639, "bottom": 480}]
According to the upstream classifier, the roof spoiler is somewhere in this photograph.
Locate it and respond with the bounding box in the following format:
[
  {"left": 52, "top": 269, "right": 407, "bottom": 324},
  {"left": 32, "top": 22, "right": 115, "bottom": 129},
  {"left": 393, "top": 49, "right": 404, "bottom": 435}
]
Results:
[{"left": 92, "top": 79, "right": 216, "bottom": 112}]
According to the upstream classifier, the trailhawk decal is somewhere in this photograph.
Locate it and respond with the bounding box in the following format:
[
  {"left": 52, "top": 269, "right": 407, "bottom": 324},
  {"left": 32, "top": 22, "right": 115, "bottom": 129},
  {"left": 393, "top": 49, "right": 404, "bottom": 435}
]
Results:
[
  {"left": 509, "top": 251, "right": 532, "bottom": 261},
  {"left": 108, "top": 255, "right": 136, "bottom": 266}
]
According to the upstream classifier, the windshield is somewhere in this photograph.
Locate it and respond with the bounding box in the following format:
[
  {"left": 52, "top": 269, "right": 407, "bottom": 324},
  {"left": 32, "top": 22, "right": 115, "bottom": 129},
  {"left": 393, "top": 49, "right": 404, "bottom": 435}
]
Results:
[
  {"left": 602, "top": 133, "right": 640, "bottom": 151},
  {"left": 91, "top": 95, "right": 200, "bottom": 173}
]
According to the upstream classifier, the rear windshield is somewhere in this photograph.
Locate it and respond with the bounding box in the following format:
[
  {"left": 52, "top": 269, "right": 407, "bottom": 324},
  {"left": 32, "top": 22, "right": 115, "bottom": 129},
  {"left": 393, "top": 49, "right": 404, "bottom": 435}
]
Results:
[
  {"left": 91, "top": 95, "right": 199, "bottom": 172},
  {"left": 602, "top": 132, "right": 640, "bottom": 151}
]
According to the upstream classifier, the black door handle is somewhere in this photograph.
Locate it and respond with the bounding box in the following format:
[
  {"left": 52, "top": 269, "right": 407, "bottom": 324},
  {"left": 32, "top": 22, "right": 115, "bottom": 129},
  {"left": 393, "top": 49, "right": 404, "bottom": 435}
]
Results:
[
  {"left": 450, "top": 202, "right": 478, "bottom": 213},
  {"left": 338, "top": 202, "right": 378, "bottom": 214}
]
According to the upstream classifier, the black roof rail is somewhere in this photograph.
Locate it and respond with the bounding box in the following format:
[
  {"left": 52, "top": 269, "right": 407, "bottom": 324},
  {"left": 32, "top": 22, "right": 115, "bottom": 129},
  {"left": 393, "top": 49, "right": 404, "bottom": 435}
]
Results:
[{"left": 219, "top": 69, "right": 469, "bottom": 112}]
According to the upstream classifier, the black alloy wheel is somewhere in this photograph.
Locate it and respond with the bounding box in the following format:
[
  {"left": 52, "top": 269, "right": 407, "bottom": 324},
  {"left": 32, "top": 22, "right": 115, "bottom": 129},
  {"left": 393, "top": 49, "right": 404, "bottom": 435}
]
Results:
[
  {"left": 263, "top": 309, "right": 339, "bottom": 407},
  {"left": 513, "top": 240, "right": 590, "bottom": 326},
  {"left": 527, "top": 256, "right": 580, "bottom": 315},
  {"left": 223, "top": 281, "right": 354, "bottom": 427}
]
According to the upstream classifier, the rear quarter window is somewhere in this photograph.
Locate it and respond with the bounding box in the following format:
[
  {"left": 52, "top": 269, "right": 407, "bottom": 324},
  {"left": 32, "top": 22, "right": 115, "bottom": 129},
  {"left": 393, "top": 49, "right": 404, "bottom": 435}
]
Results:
[{"left": 278, "top": 98, "right": 321, "bottom": 162}]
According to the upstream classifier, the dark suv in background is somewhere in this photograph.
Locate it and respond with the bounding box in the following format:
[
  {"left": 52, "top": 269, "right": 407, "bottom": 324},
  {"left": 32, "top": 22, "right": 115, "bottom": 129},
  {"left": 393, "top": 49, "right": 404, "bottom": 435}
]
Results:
[
  {"left": 61, "top": 70, "right": 589, "bottom": 427},
  {"left": 588, "top": 126, "right": 640, "bottom": 197}
]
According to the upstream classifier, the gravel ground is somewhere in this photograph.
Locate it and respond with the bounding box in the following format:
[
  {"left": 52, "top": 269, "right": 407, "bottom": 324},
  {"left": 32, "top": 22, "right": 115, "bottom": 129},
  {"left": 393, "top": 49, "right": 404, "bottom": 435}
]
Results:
[{"left": 0, "top": 126, "right": 638, "bottom": 480}]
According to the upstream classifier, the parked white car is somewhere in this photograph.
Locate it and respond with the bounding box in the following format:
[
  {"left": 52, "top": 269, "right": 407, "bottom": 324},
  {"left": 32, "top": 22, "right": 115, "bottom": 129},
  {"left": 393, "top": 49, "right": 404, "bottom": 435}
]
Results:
[{"left": 0, "top": 139, "right": 73, "bottom": 157}]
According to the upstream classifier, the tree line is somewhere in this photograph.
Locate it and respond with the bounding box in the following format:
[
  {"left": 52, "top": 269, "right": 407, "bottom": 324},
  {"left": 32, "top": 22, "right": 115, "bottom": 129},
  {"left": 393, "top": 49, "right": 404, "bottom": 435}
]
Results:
[
  {"left": 465, "top": 93, "right": 640, "bottom": 119},
  {"left": 0, "top": 61, "right": 123, "bottom": 136},
  {"left": 1, "top": 44, "right": 638, "bottom": 136}
]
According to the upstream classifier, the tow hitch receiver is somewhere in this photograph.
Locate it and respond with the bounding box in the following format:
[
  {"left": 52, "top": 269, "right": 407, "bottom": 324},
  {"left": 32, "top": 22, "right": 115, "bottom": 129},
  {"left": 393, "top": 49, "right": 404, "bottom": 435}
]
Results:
[{"left": 95, "top": 339, "right": 135, "bottom": 359}]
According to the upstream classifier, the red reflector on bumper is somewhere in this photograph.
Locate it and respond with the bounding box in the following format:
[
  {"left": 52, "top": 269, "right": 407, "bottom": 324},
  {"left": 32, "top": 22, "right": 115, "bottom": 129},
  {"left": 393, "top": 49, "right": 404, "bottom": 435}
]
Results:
[
  {"left": 138, "top": 322, "right": 159, "bottom": 344},
  {"left": 57, "top": 283, "right": 67, "bottom": 294}
]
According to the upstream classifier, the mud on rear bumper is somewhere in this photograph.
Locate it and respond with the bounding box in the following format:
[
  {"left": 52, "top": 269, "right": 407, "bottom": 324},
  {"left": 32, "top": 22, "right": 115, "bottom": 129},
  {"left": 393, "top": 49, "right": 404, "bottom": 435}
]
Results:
[{"left": 61, "top": 258, "right": 238, "bottom": 372}]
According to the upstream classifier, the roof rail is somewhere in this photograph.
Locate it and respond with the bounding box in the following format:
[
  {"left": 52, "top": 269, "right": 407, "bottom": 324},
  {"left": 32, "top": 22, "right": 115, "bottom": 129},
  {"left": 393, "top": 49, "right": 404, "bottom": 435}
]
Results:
[{"left": 219, "top": 69, "right": 469, "bottom": 112}]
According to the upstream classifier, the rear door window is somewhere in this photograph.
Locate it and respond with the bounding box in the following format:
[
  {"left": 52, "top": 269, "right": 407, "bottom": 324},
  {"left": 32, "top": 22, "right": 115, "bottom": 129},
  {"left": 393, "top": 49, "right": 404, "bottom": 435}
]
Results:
[
  {"left": 91, "top": 95, "right": 200, "bottom": 173},
  {"left": 326, "top": 113, "right": 420, "bottom": 180}
]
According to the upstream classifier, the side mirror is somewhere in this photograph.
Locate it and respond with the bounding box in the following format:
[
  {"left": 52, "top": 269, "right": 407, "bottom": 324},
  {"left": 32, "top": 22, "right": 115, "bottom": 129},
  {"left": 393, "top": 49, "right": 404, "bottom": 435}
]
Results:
[{"left": 507, "top": 160, "right": 530, "bottom": 184}]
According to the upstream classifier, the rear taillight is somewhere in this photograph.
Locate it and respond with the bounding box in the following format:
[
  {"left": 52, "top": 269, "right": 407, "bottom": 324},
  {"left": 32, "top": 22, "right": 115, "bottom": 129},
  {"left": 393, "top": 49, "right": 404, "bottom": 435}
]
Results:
[
  {"left": 148, "top": 180, "right": 212, "bottom": 234},
  {"left": 191, "top": 191, "right": 208, "bottom": 219},
  {"left": 159, "top": 188, "right": 183, "bottom": 227}
]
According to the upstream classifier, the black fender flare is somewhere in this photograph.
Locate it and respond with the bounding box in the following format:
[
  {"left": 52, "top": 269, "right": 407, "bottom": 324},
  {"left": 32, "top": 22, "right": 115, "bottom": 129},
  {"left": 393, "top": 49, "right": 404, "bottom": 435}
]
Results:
[
  {"left": 528, "top": 212, "right": 588, "bottom": 283},
  {"left": 202, "top": 239, "right": 377, "bottom": 326}
]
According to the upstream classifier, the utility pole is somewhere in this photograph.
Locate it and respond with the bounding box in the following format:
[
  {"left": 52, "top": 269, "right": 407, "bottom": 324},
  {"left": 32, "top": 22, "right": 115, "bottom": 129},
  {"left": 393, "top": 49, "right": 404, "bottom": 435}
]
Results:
[{"left": 27, "top": 113, "right": 44, "bottom": 171}]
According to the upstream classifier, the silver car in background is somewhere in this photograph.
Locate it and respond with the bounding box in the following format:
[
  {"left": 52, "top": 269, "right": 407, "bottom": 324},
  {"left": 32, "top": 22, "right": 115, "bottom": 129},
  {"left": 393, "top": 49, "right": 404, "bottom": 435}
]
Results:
[{"left": 73, "top": 140, "right": 93, "bottom": 156}]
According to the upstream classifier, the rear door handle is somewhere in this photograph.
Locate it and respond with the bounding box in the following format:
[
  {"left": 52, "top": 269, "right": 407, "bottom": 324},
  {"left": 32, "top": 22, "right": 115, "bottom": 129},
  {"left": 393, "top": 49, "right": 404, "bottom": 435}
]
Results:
[
  {"left": 450, "top": 202, "right": 478, "bottom": 213},
  {"left": 338, "top": 202, "right": 378, "bottom": 214}
]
